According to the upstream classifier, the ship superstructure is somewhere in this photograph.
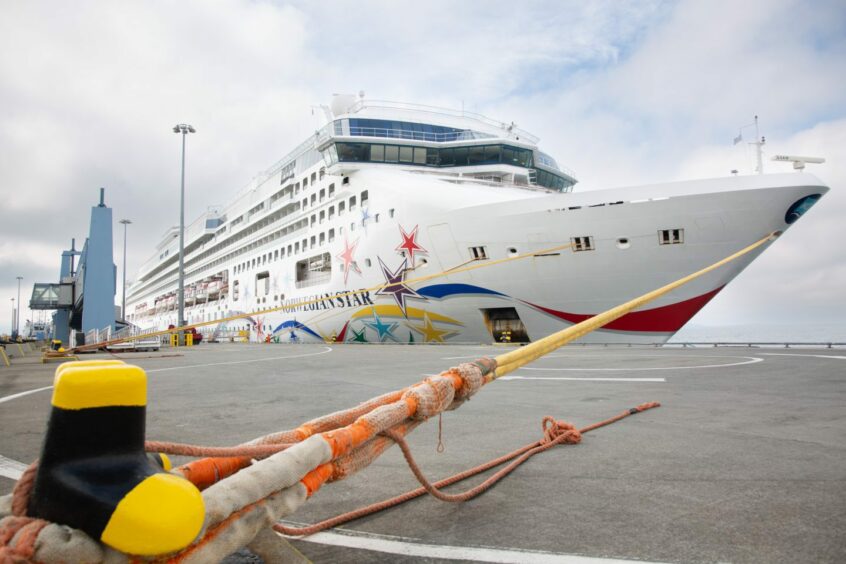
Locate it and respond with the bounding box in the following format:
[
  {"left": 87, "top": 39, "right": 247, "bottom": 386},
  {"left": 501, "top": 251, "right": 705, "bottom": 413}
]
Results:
[{"left": 125, "top": 96, "right": 827, "bottom": 344}]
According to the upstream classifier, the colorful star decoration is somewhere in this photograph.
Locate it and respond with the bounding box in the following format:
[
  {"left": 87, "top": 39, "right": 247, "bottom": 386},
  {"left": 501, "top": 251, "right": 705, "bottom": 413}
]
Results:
[
  {"left": 408, "top": 313, "right": 456, "bottom": 343},
  {"left": 395, "top": 224, "right": 426, "bottom": 264},
  {"left": 360, "top": 207, "right": 371, "bottom": 229},
  {"left": 364, "top": 310, "right": 398, "bottom": 342},
  {"left": 336, "top": 237, "right": 362, "bottom": 285},
  {"left": 351, "top": 325, "right": 368, "bottom": 343},
  {"left": 375, "top": 257, "right": 423, "bottom": 317}
]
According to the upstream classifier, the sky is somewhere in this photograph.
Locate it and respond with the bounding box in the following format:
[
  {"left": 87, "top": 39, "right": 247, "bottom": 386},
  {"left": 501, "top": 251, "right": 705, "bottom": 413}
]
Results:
[{"left": 1, "top": 0, "right": 844, "bottom": 338}]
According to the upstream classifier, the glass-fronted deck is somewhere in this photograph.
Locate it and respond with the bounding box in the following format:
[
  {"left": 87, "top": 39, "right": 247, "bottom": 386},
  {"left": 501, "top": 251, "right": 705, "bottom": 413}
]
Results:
[{"left": 324, "top": 140, "right": 574, "bottom": 191}]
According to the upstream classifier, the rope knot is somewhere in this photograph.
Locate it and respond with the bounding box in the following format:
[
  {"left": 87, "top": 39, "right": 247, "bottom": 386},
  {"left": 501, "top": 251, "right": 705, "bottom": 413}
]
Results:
[
  {"left": 541, "top": 416, "right": 581, "bottom": 445},
  {"left": 0, "top": 516, "right": 49, "bottom": 563}
]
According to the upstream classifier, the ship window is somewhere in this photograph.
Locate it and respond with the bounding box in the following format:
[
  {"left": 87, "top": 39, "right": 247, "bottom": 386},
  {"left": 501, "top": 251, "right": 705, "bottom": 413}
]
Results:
[
  {"left": 303, "top": 177, "right": 308, "bottom": 187},
  {"left": 571, "top": 236, "right": 595, "bottom": 252},
  {"left": 342, "top": 176, "right": 350, "bottom": 185},
  {"left": 310, "top": 214, "right": 316, "bottom": 226},
  {"left": 385, "top": 145, "right": 399, "bottom": 163},
  {"left": 361, "top": 190, "right": 368, "bottom": 204},
  {"left": 439, "top": 147, "right": 454, "bottom": 166},
  {"left": 350, "top": 222, "right": 356, "bottom": 231},
  {"left": 507, "top": 247, "right": 518, "bottom": 256},
  {"left": 339, "top": 201, "right": 346, "bottom": 215},
  {"left": 296, "top": 252, "right": 332, "bottom": 288},
  {"left": 365, "top": 258, "right": 372, "bottom": 267},
  {"left": 281, "top": 247, "right": 286, "bottom": 257},
  {"left": 319, "top": 232, "right": 325, "bottom": 245},
  {"left": 389, "top": 208, "right": 395, "bottom": 218},
  {"left": 319, "top": 210, "right": 325, "bottom": 223},
  {"left": 329, "top": 206, "right": 335, "bottom": 219},
  {"left": 470, "top": 246, "right": 488, "bottom": 260},
  {"left": 399, "top": 146, "right": 413, "bottom": 163},
  {"left": 616, "top": 238, "right": 631, "bottom": 249},
  {"left": 256, "top": 271, "right": 270, "bottom": 296},
  {"left": 274, "top": 250, "right": 278, "bottom": 260},
  {"left": 311, "top": 172, "right": 316, "bottom": 183},
  {"left": 328, "top": 183, "right": 335, "bottom": 196},
  {"left": 328, "top": 228, "right": 335, "bottom": 242},
  {"left": 350, "top": 195, "right": 357, "bottom": 210},
  {"left": 659, "top": 229, "right": 684, "bottom": 245},
  {"left": 413, "top": 147, "right": 426, "bottom": 164},
  {"left": 295, "top": 242, "right": 300, "bottom": 253},
  {"left": 233, "top": 280, "right": 239, "bottom": 301},
  {"left": 374, "top": 213, "right": 380, "bottom": 223},
  {"left": 370, "top": 145, "right": 385, "bottom": 162},
  {"left": 310, "top": 236, "right": 316, "bottom": 246},
  {"left": 302, "top": 238, "right": 308, "bottom": 250},
  {"left": 468, "top": 145, "right": 485, "bottom": 165},
  {"left": 319, "top": 188, "right": 325, "bottom": 202},
  {"left": 302, "top": 198, "right": 307, "bottom": 209},
  {"left": 337, "top": 143, "right": 369, "bottom": 162},
  {"left": 287, "top": 244, "right": 292, "bottom": 254},
  {"left": 454, "top": 147, "right": 469, "bottom": 166},
  {"left": 310, "top": 194, "right": 316, "bottom": 205},
  {"left": 319, "top": 168, "right": 325, "bottom": 179},
  {"left": 294, "top": 182, "right": 299, "bottom": 193}
]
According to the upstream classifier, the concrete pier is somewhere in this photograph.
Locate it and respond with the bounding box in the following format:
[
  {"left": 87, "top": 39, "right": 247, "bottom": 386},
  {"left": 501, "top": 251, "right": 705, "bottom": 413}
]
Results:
[{"left": 1, "top": 344, "right": 844, "bottom": 563}]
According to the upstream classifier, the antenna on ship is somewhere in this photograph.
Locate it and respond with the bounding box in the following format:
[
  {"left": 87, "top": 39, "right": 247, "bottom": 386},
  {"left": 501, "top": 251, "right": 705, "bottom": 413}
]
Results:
[{"left": 733, "top": 115, "right": 766, "bottom": 174}]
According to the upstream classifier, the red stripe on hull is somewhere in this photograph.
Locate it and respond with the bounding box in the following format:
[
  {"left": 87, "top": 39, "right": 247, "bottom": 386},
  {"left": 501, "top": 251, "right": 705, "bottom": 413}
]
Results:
[{"left": 528, "top": 286, "right": 724, "bottom": 332}]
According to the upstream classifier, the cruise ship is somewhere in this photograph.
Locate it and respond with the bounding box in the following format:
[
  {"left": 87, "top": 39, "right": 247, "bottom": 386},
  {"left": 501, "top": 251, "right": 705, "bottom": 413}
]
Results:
[{"left": 125, "top": 95, "right": 828, "bottom": 344}]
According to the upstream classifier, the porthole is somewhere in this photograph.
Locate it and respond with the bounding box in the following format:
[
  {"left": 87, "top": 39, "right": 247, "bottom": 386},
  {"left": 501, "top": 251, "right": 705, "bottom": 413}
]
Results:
[
  {"left": 507, "top": 247, "right": 518, "bottom": 257},
  {"left": 616, "top": 238, "right": 631, "bottom": 249}
]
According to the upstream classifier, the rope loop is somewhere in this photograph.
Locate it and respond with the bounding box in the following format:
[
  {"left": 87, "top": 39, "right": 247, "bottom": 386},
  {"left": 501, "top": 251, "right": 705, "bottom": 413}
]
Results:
[{"left": 541, "top": 416, "right": 581, "bottom": 445}]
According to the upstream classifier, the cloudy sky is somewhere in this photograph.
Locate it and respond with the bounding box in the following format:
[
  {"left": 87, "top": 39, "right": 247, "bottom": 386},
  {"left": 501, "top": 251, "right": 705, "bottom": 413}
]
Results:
[{"left": 1, "top": 0, "right": 844, "bottom": 338}]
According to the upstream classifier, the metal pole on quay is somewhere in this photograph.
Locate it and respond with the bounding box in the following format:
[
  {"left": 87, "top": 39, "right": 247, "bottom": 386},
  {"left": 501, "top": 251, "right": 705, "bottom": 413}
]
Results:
[{"left": 173, "top": 123, "right": 195, "bottom": 344}]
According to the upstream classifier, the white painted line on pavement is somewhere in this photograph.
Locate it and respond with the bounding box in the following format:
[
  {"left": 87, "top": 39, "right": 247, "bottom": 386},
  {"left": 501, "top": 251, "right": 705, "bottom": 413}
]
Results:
[
  {"left": 147, "top": 346, "right": 333, "bottom": 373},
  {"left": 0, "top": 455, "right": 27, "bottom": 480},
  {"left": 283, "top": 528, "right": 670, "bottom": 563},
  {"left": 500, "top": 376, "right": 666, "bottom": 382},
  {"left": 0, "top": 385, "right": 54, "bottom": 405},
  {"left": 761, "top": 353, "right": 846, "bottom": 360}
]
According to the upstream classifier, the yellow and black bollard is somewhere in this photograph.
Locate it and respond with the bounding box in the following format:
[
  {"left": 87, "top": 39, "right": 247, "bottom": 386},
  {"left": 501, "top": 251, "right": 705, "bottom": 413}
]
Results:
[{"left": 28, "top": 360, "right": 205, "bottom": 556}]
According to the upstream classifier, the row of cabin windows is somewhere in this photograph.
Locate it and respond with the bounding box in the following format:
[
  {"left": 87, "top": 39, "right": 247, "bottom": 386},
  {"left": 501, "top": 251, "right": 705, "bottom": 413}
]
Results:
[
  {"left": 230, "top": 195, "right": 395, "bottom": 277},
  {"left": 468, "top": 229, "right": 686, "bottom": 260},
  {"left": 570, "top": 230, "right": 685, "bottom": 252}
]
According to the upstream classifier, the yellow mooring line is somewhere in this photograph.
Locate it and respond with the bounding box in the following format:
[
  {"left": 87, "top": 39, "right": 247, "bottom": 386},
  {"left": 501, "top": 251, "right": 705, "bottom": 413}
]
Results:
[
  {"left": 72, "top": 241, "right": 574, "bottom": 352},
  {"left": 492, "top": 232, "right": 779, "bottom": 377}
]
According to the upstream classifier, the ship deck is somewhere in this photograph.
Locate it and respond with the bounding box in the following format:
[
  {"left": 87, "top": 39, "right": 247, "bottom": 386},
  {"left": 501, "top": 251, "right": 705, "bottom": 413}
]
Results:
[{"left": 1, "top": 343, "right": 844, "bottom": 563}]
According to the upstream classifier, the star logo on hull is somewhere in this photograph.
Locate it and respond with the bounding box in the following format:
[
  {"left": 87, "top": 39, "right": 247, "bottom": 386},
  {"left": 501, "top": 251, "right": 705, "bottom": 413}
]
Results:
[
  {"left": 336, "top": 237, "right": 362, "bottom": 285},
  {"left": 408, "top": 313, "right": 456, "bottom": 343},
  {"left": 364, "top": 310, "right": 398, "bottom": 342},
  {"left": 375, "top": 257, "right": 423, "bottom": 317},
  {"left": 395, "top": 224, "right": 426, "bottom": 264}
]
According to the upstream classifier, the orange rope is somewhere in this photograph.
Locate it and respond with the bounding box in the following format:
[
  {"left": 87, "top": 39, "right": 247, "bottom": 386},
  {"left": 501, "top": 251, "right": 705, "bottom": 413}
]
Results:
[{"left": 275, "top": 402, "right": 660, "bottom": 536}]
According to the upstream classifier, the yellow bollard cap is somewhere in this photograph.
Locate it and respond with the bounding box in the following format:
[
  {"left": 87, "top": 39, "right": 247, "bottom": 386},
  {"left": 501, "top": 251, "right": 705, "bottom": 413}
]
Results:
[
  {"left": 100, "top": 473, "right": 205, "bottom": 555},
  {"left": 52, "top": 362, "right": 145, "bottom": 410}
]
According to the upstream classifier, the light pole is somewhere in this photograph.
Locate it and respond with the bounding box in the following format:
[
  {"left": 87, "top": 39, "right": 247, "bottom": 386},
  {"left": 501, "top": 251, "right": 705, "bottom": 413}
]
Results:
[
  {"left": 172, "top": 123, "right": 195, "bottom": 332},
  {"left": 119, "top": 219, "right": 132, "bottom": 323},
  {"left": 15, "top": 276, "right": 22, "bottom": 338},
  {"left": 10, "top": 298, "right": 15, "bottom": 339}
]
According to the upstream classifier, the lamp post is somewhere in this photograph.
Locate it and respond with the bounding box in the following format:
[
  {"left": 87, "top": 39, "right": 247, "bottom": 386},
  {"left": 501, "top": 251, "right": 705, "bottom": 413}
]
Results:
[
  {"left": 10, "top": 298, "right": 15, "bottom": 339},
  {"left": 119, "top": 219, "right": 132, "bottom": 323},
  {"left": 172, "top": 123, "right": 195, "bottom": 333},
  {"left": 15, "top": 276, "right": 22, "bottom": 338}
]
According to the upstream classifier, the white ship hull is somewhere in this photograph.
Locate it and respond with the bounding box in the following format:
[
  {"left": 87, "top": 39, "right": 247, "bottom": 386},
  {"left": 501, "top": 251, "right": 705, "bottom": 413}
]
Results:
[{"left": 127, "top": 166, "right": 827, "bottom": 345}]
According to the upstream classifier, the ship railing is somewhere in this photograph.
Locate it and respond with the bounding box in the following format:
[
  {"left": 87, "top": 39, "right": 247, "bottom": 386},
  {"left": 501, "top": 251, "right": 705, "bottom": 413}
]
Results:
[
  {"left": 346, "top": 99, "right": 541, "bottom": 144},
  {"left": 345, "top": 126, "right": 496, "bottom": 143}
]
